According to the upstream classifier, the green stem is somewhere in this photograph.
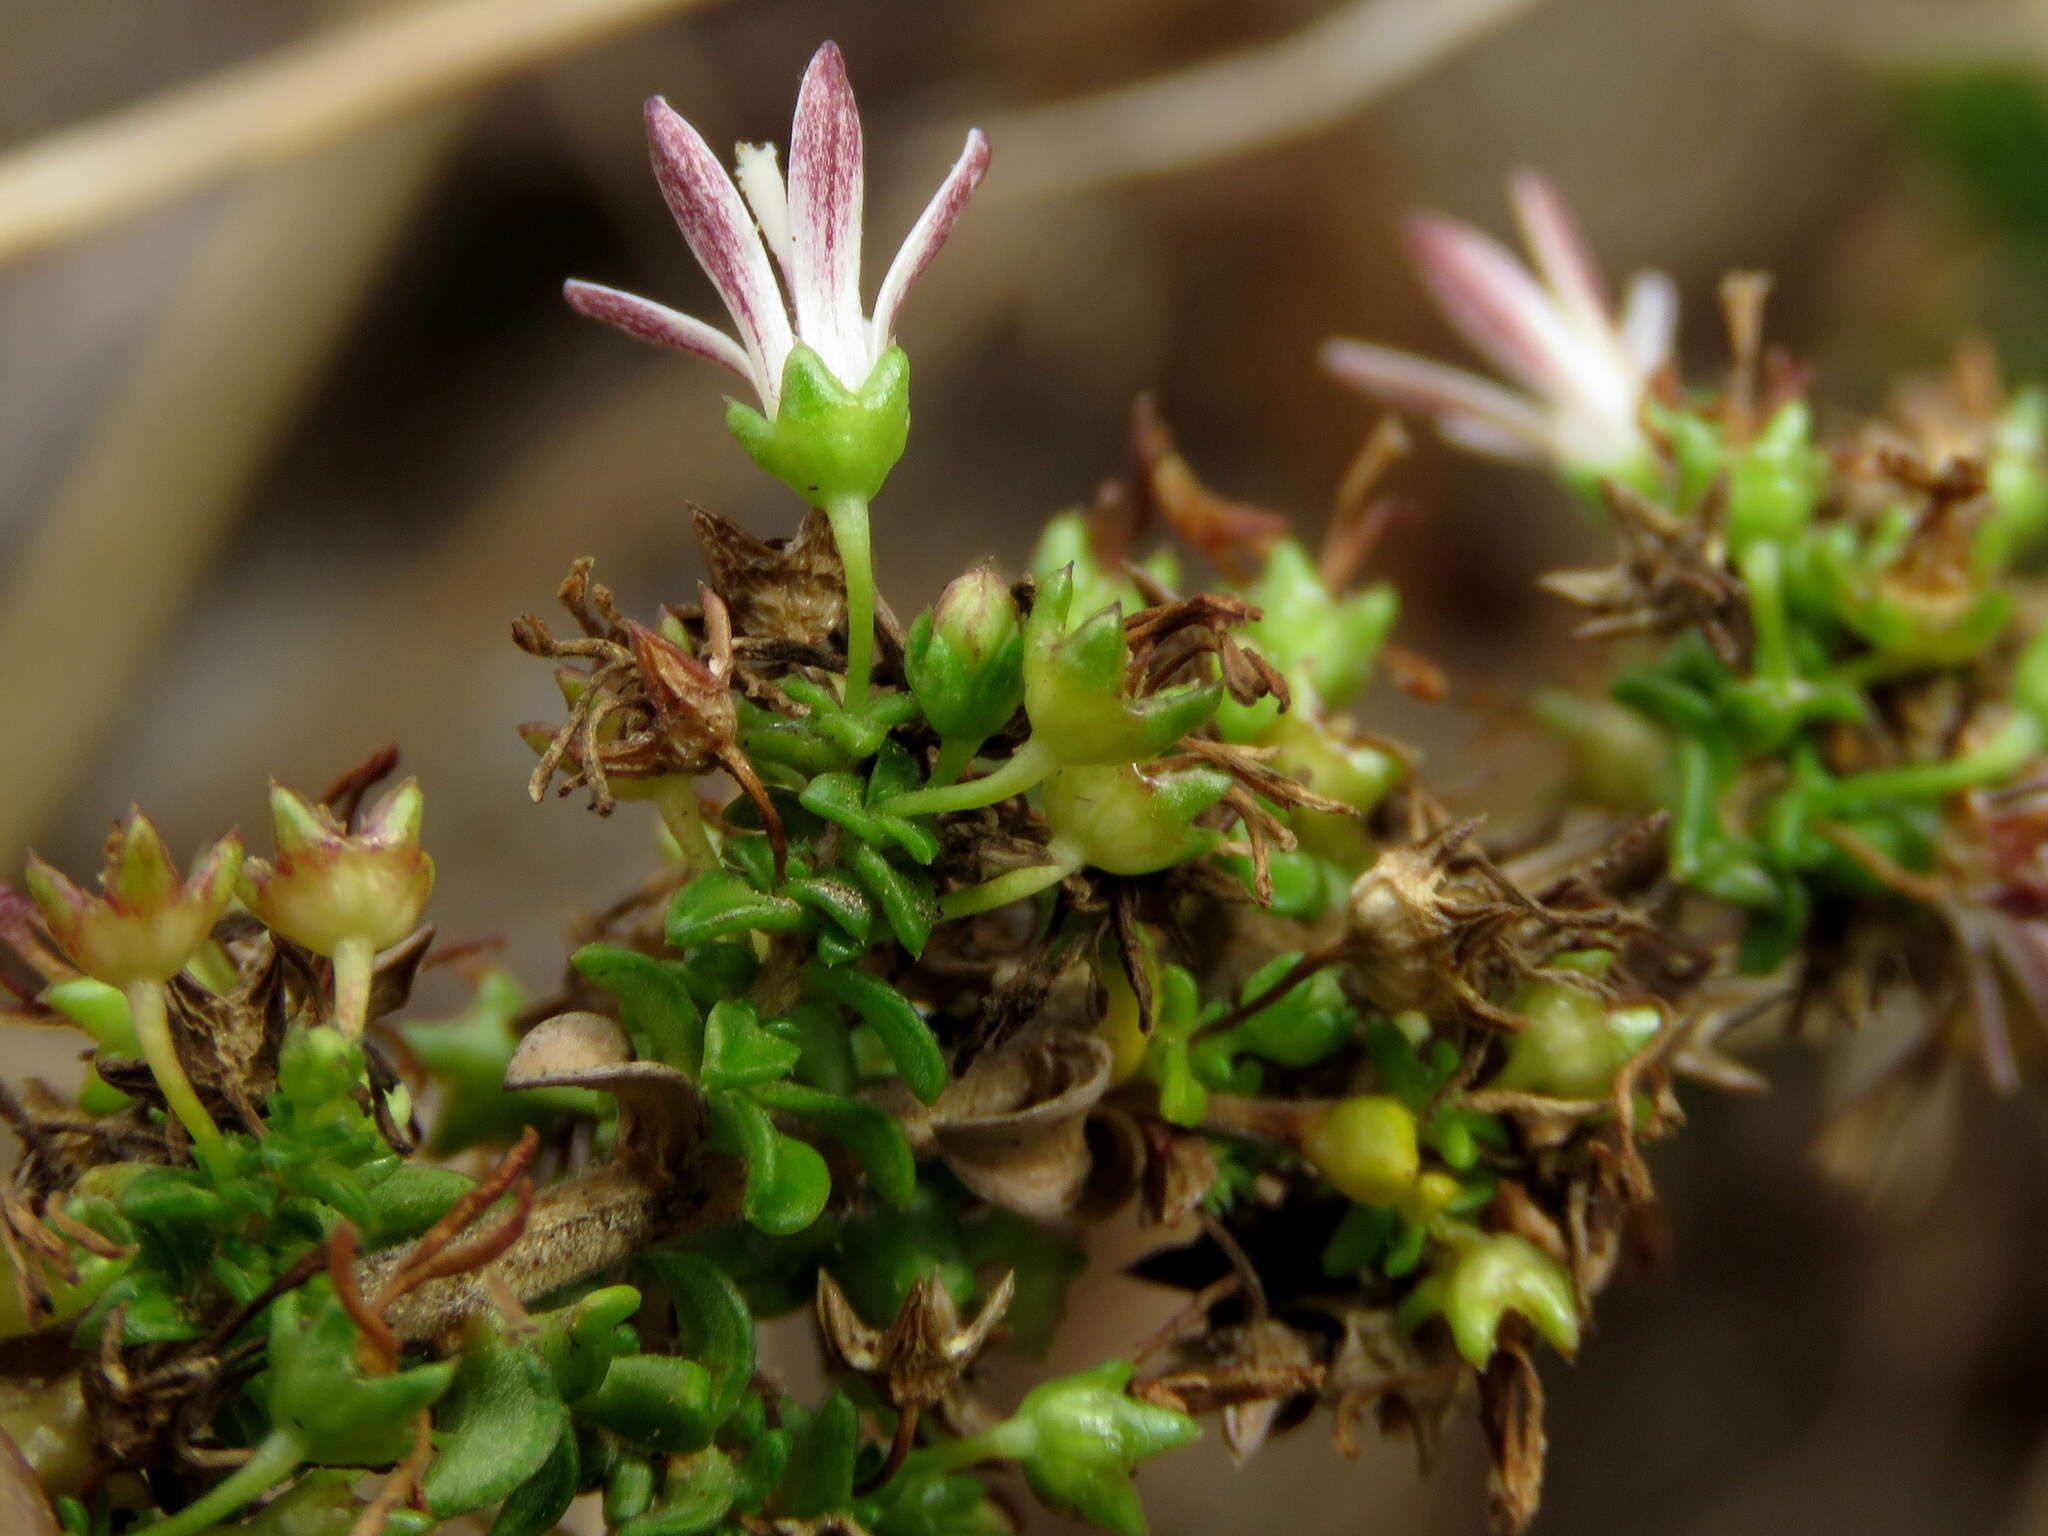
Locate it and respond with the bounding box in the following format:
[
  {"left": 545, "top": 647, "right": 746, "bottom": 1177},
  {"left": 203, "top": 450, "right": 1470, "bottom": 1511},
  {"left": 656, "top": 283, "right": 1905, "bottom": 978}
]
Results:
[
  {"left": 826, "top": 495, "right": 875, "bottom": 710},
  {"left": 331, "top": 934, "right": 375, "bottom": 1040},
  {"left": 124, "top": 980, "right": 228, "bottom": 1179},
  {"left": 898, "top": 1421, "right": 1028, "bottom": 1481},
  {"left": 1738, "top": 542, "right": 1795, "bottom": 694},
  {"left": 885, "top": 739, "right": 1054, "bottom": 819},
  {"left": 1828, "top": 713, "right": 2041, "bottom": 807},
  {"left": 928, "top": 735, "right": 983, "bottom": 790},
  {"left": 938, "top": 849, "right": 1081, "bottom": 920},
  {"left": 652, "top": 777, "right": 718, "bottom": 876},
  {"left": 142, "top": 1428, "right": 305, "bottom": 1536}
]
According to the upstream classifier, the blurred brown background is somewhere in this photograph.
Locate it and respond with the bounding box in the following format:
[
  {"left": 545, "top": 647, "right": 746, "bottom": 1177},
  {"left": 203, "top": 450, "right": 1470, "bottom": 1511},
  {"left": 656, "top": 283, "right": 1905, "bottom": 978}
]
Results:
[{"left": 3, "top": 0, "right": 2046, "bottom": 1531}]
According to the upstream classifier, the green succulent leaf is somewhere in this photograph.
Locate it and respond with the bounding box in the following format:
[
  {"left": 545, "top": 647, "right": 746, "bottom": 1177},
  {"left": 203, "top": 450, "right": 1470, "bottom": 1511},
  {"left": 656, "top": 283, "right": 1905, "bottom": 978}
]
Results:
[
  {"left": 779, "top": 1392, "right": 861, "bottom": 1520},
  {"left": 708, "top": 1090, "right": 833, "bottom": 1235},
  {"left": 845, "top": 844, "right": 939, "bottom": 957},
  {"left": 805, "top": 963, "right": 947, "bottom": 1104},
  {"left": 754, "top": 1080, "right": 917, "bottom": 1208},
  {"left": 486, "top": 1421, "right": 581, "bottom": 1536},
  {"left": 422, "top": 1324, "right": 568, "bottom": 1518},
  {"left": 640, "top": 1250, "right": 757, "bottom": 1427},
  {"left": 572, "top": 943, "right": 704, "bottom": 1070},
  {"left": 701, "top": 1001, "right": 804, "bottom": 1091},
  {"left": 579, "top": 1354, "right": 717, "bottom": 1454},
  {"left": 666, "top": 870, "right": 807, "bottom": 949}
]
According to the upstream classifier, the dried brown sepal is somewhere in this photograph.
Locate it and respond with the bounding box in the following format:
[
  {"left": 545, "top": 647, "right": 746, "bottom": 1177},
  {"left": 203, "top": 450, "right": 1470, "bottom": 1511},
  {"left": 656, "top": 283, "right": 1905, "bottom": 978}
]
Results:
[
  {"left": 1136, "top": 1117, "right": 1216, "bottom": 1229},
  {"left": 1322, "top": 416, "right": 1413, "bottom": 591},
  {"left": 1134, "top": 1318, "right": 1323, "bottom": 1462},
  {"left": 515, "top": 560, "right": 786, "bottom": 877},
  {"left": 318, "top": 744, "right": 401, "bottom": 831},
  {"left": 692, "top": 506, "right": 847, "bottom": 649},
  {"left": 1124, "top": 591, "right": 1289, "bottom": 713},
  {"left": 816, "top": 1268, "right": 1013, "bottom": 1414},
  {"left": 1322, "top": 1307, "right": 1464, "bottom": 1474},
  {"left": 1541, "top": 479, "right": 1750, "bottom": 670},
  {"left": 1479, "top": 1328, "right": 1548, "bottom": 1535}
]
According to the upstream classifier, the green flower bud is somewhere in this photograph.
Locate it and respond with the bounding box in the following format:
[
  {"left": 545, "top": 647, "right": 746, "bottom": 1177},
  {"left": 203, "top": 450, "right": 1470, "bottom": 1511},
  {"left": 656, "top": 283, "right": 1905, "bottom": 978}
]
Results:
[
  {"left": 1041, "top": 762, "right": 1231, "bottom": 876},
  {"left": 24, "top": 810, "right": 242, "bottom": 987},
  {"left": 905, "top": 565, "right": 1025, "bottom": 743},
  {"left": 1401, "top": 1228, "right": 1580, "bottom": 1368},
  {"left": 1216, "top": 539, "right": 1397, "bottom": 742},
  {"left": 1490, "top": 953, "right": 1661, "bottom": 1099},
  {"left": 980, "top": 1360, "right": 1199, "bottom": 1536},
  {"left": 1299, "top": 1095, "right": 1420, "bottom": 1206},
  {"left": 1409, "top": 1228, "right": 1581, "bottom": 1368},
  {"left": 1725, "top": 401, "right": 1824, "bottom": 551},
  {"left": 1023, "top": 565, "right": 1222, "bottom": 765},
  {"left": 239, "top": 780, "right": 434, "bottom": 959},
  {"left": 1028, "top": 510, "right": 1178, "bottom": 618},
  {"left": 725, "top": 344, "right": 909, "bottom": 506}
]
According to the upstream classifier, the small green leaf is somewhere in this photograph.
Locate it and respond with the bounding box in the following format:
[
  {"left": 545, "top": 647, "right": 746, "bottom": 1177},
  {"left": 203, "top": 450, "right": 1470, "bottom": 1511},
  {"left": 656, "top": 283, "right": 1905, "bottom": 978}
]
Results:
[
  {"left": 364, "top": 1164, "right": 473, "bottom": 1246},
  {"left": 788, "top": 874, "right": 875, "bottom": 942},
  {"left": 573, "top": 944, "right": 703, "bottom": 1069},
  {"left": 487, "top": 1422, "right": 581, "bottom": 1536},
  {"left": 266, "top": 1288, "right": 454, "bottom": 1467},
  {"left": 800, "top": 774, "right": 938, "bottom": 865},
  {"left": 641, "top": 1251, "right": 756, "bottom": 1427},
  {"left": 780, "top": 1393, "right": 860, "bottom": 1519},
  {"left": 604, "top": 1450, "right": 658, "bottom": 1525},
  {"left": 845, "top": 845, "right": 938, "bottom": 957},
  {"left": 666, "top": 870, "right": 806, "bottom": 949},
  {"left": 805, "top": 964, "right": 947, "bottom": 1104},
  {"left": 529, "top": 1284, "right": 641, "bottom": 1403},
  {"left": 709, "top": 1091, "right": 832, "bottom": 1236},
  {"left": 423, "top": 1327, "right": 568, "bottom": 1518},
  {"left": 580, "top": 1355, "right": 717, "bottom": 1453},
  {"left": 617, "top": 1446, "right": 737, "bottom": 1536},
  {"left": 701, "top": 1001, "right": 803, "bottom": 1091},
  {"left": 755, "top": 1081, "right": 916, "bottom": 1208},
  {"left": 732, "top": 1426, "right": 792, "bottom": 1511}
]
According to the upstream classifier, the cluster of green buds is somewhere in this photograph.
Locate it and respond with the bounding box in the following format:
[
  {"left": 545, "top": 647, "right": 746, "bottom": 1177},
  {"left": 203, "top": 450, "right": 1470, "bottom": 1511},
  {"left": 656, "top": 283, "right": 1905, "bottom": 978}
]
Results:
[
  {"left": 891, "top": 562, "right": 1231, "bottom": 914},
  {"left": 1212, "top": 537, "right": 1403, "bottom": 874}
]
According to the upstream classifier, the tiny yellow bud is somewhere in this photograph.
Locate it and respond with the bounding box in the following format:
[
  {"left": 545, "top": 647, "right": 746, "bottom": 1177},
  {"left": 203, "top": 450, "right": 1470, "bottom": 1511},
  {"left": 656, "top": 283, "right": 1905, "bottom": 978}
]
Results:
[{"left": 1300, "top": 1094, "right": 1420, "bottom": 1206}]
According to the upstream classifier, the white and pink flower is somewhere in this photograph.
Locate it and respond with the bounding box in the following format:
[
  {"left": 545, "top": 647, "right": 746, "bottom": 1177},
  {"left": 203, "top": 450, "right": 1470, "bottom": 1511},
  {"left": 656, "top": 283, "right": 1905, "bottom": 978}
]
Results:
[
  {"left": 565, "top": 42, "right": 991, "bottom": 414},
  {"left": 1322, "top": 171, "right": 1678, "bottom": 477}
]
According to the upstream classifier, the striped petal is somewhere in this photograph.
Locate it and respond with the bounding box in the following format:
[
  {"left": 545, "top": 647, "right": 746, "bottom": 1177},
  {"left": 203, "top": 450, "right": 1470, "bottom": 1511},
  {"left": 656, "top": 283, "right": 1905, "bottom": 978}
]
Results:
[
  {"left": 1403, "top": 212, "right": 1609, "bottom": 418},
  {"left": 643, "top": 95, "right": 792, "bottom": 407},
  {"left": 870, "top": 128, "right": 992, "bottom": 357},
  {"left": 1510, "top": 169, "right": 1611, "bottom": 337},
  {"left": 563, "top": 280, "right": 761, "bottom": 392},
  {"left": 788, "top": 42, "right": 869, "bottom": 386},
  {"left": 1320, "top": 338, "right": 1552, "bottom": 462}
]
